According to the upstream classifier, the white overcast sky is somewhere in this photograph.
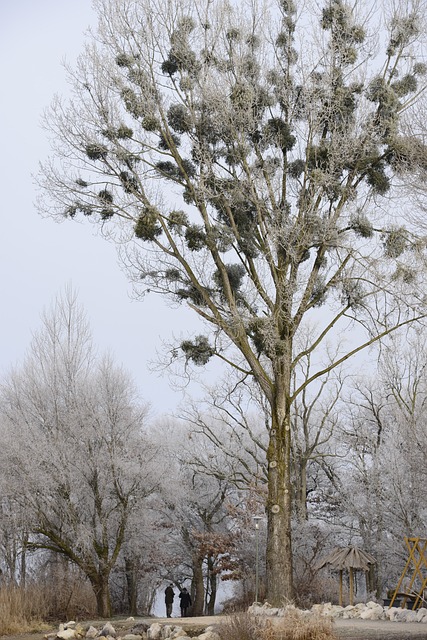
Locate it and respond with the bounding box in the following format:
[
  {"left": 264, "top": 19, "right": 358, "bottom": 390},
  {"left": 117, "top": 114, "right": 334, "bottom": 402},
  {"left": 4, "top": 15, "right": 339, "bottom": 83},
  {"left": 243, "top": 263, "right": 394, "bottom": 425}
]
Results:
[{"left": 0, "top": 0, "right": 210, "bottom": 415}]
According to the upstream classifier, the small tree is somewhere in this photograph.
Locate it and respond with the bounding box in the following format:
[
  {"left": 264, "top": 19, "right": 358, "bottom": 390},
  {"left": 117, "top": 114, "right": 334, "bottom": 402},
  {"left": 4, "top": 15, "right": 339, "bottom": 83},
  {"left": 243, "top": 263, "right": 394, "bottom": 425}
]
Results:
[{"left": 38, "top": 0, "right": 427, "bottom": 604}]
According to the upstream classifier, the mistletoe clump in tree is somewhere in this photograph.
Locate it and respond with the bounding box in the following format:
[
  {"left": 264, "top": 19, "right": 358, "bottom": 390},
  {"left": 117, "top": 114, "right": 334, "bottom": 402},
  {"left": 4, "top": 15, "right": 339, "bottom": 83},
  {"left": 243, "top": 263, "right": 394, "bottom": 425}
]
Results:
[{"left": 38, "top": 0, "right": 427, "bottom": 604}]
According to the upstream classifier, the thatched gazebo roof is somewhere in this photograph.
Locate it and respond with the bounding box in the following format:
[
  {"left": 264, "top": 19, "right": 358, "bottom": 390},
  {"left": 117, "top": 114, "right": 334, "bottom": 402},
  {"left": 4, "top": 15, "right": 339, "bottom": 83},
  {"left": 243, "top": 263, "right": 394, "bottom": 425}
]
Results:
[
  {"left": 317, "top": 546, "right": 376, "bottom": 571},
  {"left": 317, "top": 546, "right": 376, "bottom": 605}
]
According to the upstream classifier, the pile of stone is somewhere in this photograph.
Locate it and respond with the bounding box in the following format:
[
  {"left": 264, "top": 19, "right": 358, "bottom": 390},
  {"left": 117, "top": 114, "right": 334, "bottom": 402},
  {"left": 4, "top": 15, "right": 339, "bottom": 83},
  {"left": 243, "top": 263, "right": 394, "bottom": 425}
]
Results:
[
  {"left": 44, "top": 619, "right": 221, "bottom": 640},
  {"left": 248, "top": 601, "right": 427, "bottom": 624}
]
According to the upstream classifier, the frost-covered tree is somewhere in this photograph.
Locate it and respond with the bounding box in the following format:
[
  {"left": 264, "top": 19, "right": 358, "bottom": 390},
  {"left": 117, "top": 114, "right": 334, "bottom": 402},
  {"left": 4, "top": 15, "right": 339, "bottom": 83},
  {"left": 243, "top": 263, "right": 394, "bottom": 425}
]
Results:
[
  {"left": 337, "top": 336, "right": 427, "bottom": 598},
  {"left": 377, "top": 330, "right": 427, "bottom": 536},
  {"left": 38, "top": 0, "right": 427, "bottom": 603},
  {"left": 152, "top": 420, "right": 241, "bottom": 616},
  {"left": 110, "top": 500, "right": 166, "bottom": 615},
  {"left": 334, "top": 379, "right": 390, "bottom": 596},
  {"left": 0, "top": 289, "right": 156, "bottom": 616}
]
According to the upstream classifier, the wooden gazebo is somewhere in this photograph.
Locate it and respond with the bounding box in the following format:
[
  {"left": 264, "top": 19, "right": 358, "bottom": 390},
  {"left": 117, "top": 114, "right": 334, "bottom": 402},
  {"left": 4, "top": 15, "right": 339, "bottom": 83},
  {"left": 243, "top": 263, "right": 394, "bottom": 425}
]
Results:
[{"left": 317, "top": 546, "right": 376, "bottom": 606}]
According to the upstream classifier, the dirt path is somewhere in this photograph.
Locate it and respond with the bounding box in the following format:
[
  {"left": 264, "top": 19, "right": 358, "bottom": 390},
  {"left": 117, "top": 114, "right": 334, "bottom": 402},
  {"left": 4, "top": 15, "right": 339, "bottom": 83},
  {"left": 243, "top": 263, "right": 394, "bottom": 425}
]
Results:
[
  {"left": 3, "top": 615, "right": 427, "bottom": 640},
  {"left": 331, "top": 617, "right": 427, "bottom": 638}
]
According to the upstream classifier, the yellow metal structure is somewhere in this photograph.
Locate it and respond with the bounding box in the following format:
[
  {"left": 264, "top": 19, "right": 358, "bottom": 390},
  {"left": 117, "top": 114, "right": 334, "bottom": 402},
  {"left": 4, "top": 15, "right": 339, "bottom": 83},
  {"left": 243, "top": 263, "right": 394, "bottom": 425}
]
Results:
[{"left": 390, "top": 537, "right": 427, "bottom": 610}]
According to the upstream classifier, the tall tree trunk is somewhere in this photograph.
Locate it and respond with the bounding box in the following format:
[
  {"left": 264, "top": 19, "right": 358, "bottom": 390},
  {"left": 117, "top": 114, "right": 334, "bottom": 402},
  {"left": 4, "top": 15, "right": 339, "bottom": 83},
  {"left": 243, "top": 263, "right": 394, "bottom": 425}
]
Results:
[
  {"left": 191, "top": 554, "right": 205, "bottom": 617},
  {"left": 5, "top": 535, "right": 17, "bottom": 584},
  {"left": 20, "top": 534, "right": 27, "bottom": 588},
  {"left": 298, "top": 461, "right": 308, "bottom": 522},
  {"left": 205, "top": 555, "right": 217, "bottom": 615},
  {"left": 90, "top": 573, "right": 112, "bottom": 617},
  {"left": 125, "top": 556, "right": 138, "bottom": 616},
  {"left": 145, "top": 587, "right": 157, "bottom": 616},
  {"left": 265, "top": 406, "right": 293, "bottom": 606},
  {"left": 366, "top": 564, "right": 376, "bottom": 597}
]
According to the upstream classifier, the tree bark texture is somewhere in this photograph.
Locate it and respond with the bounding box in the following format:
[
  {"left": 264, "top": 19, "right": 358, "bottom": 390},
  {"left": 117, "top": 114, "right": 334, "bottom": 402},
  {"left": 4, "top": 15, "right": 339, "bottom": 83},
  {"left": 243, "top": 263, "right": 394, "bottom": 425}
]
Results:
[
  {"left": 265, "top": 405, "right": 293, "bottom": 605},
  {"left": 205, "top": 555, "right": 217, "bottom": 615},
  {"left": 125, "top": 556, "right": 138, "bottom": 616},
  {"left": 90, "top": 573, "right": 112, "bottom": 618},
  {"left": 191, "top": 555, "right": 205, "bottom": 617}
]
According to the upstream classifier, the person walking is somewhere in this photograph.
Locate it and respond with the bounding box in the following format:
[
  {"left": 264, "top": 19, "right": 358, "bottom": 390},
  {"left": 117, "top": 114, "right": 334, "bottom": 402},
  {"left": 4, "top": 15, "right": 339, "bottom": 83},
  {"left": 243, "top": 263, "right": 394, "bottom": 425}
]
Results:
[
  {"left": 164, "top": 583, "right": 175, "bottom": 618},
  {"left": 179, "top": 587, "right": 192, "bottom": 617}
]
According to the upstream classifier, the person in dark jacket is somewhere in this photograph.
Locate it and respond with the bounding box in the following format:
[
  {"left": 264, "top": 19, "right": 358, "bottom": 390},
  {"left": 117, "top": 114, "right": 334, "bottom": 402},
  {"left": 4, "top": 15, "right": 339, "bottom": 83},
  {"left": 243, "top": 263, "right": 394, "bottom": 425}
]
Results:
[
  {"left": 164, "top": 584, "right": 175, "bottom": 618},
  {"left": 179, "top": 587, "right": 192, "bottom": 617}
]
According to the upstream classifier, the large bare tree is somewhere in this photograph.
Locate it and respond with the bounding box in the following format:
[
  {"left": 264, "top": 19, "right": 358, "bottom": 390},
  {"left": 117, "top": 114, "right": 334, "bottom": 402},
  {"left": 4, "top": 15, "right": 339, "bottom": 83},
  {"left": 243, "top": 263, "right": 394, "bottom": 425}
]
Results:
[{"left": 38, "top": 0, "right": 427, "bottom": 603}]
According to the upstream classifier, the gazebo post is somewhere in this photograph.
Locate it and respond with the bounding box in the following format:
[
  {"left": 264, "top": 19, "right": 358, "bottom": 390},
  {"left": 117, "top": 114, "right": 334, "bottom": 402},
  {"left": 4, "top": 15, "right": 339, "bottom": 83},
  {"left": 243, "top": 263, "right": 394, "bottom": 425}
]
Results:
[{"left": 349, "top": 567, "right": 354, "bottom": 605}]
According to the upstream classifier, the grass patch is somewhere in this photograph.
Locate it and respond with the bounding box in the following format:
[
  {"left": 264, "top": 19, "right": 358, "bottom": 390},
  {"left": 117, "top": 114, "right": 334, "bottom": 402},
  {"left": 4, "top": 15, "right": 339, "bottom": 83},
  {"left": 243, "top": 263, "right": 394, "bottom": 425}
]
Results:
[
  {"left": 0, "top": 585, "right": 51, "bottom": 635},
  {"left": 218, "top": 610, "right": 337, "bottom": 640},
  {"left": 0, "top": 576, "right": 96, "bottom": 635}
]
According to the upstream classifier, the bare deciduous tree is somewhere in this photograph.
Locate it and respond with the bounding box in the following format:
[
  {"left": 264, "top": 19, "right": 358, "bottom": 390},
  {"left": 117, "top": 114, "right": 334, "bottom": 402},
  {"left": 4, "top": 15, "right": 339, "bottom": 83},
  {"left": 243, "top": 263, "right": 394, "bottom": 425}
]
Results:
[
  {"left": 152, "top": 419, "right": 242, "bottom": 616},
  {"left": 0, "top": 289, "right": 156, "bottom": 616},
  {"left": 38, "top": 0, "right": 427, "bottom": 603}
]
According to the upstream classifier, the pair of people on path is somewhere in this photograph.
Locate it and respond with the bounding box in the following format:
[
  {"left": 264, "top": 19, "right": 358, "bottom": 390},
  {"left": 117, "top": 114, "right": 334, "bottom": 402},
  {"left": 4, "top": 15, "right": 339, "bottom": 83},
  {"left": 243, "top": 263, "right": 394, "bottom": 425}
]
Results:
[{"left": 164, "top": 584, "right": 192, "bottom": 617}]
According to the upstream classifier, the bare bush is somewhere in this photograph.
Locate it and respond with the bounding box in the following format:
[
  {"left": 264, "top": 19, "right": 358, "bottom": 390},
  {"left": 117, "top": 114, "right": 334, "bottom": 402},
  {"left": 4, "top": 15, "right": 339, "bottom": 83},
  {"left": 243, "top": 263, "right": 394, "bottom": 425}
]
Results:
[
  {"left": 294, "top": 573, "right": 341, "bottom": 610},
  {"left": 218, "top": 613, "right": 261, "bottom": 640},
  {"left": 41, "top": 573, "right": 97, "bottom": 621}
]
